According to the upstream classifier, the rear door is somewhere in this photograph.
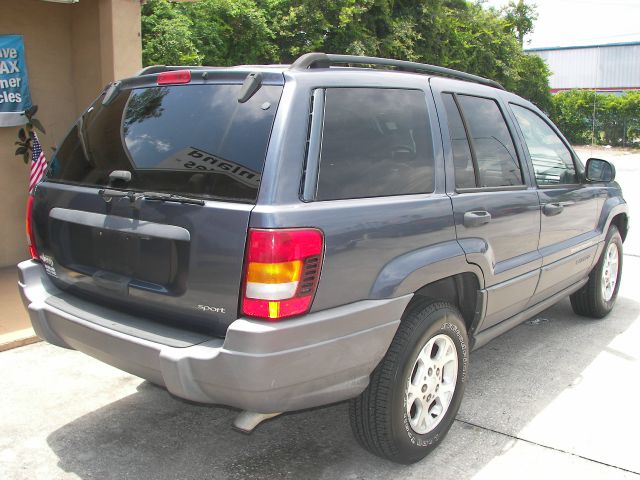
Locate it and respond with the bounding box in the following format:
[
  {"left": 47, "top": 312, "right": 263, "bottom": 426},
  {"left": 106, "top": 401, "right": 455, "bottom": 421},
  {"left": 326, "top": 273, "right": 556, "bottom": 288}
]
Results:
[
  {"left": 508, "top": 103, "right": 600, "bottom": 304},
  {"left": 31, "top": 71, "right": 284, "bottom": 336},
  {"left": 431, "top": 78, "right": 541, "bottom": 330}
]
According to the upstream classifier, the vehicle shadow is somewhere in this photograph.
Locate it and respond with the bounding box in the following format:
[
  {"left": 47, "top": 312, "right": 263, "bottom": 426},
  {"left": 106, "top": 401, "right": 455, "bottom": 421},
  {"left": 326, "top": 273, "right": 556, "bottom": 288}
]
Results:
[{"left": 46, "top": 295, "right": 640, "bottom": 479}]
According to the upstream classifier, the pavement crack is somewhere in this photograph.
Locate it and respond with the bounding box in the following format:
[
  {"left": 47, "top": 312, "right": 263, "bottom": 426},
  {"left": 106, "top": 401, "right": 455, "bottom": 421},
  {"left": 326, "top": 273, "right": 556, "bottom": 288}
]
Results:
[{"left": 454, "top": 418, "right": 640, "bottom": 476}]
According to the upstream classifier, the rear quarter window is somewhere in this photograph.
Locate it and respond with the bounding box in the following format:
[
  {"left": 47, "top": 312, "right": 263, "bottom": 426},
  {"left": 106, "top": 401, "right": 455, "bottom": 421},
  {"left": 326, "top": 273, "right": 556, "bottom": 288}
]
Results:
[
  {"left": 455, "top": 95, "right": 523, "bottom": 188},
  {"left": 315, "top": 88, "right": 435, "bottom": 201}
]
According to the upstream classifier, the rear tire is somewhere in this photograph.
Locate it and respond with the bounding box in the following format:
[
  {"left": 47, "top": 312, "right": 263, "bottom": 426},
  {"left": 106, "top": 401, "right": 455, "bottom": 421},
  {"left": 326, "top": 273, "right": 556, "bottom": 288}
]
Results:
[
  {"left": 349, "top": 299, "right": 469, "bottom": 464},
  {"left": 570, "top": 225, "right": 623, "bottom": 318}
]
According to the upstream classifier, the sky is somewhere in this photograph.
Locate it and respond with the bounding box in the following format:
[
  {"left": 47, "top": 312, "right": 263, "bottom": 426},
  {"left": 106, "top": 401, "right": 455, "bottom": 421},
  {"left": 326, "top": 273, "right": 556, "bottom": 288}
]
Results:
[{"left": 482, "top": 0, "right": 640, "bottom": 49}]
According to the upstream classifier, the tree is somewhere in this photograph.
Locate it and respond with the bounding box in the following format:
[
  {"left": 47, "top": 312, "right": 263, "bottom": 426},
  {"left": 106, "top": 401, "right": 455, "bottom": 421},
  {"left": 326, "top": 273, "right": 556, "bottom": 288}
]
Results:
[
  {"left": 141, "top": 0, "right": 551, "bottom": 108},
  {"left": 503, "top": 0, "right": 538, "bottom": 47},
  {"left": 143, "top": 0, "right": 276, "bottom": 67},
  {"left": 189, "top": 0, "right": 277, "bottom": 66},
  {"left": 141, "top": 0, "right": 202, "bottom": 65},
  {"left": 508, "top": 53, "right": 552, "bottom": 111},
  {"left": 261, "top": 0, "right": 379, "bottom": 61}
]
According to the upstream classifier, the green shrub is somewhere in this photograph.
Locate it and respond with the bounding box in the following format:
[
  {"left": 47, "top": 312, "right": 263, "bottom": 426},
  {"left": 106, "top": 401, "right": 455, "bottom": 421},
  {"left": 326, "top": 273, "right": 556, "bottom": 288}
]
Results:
[{"left": 550, "top": 90, "right": 640, "bottom": 147}]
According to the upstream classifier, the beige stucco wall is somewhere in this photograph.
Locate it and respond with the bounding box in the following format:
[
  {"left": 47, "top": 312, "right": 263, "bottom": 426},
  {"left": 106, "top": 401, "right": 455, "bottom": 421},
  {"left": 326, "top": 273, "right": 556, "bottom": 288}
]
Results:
[
  {"left": 0, "top": 0, "right": 141, "bottom": 267},
  {"left": 99, "top": 0, "right": 142, "bottom": 85},
  {"left": 71, "top": 0, "right": 103, "bottom": 110}
]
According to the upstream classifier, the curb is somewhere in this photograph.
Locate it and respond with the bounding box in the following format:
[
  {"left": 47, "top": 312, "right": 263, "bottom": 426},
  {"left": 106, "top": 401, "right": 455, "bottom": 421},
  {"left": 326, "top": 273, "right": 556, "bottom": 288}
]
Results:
[{"left": 0, "top": 330, "right": 41, "bottom": 352}]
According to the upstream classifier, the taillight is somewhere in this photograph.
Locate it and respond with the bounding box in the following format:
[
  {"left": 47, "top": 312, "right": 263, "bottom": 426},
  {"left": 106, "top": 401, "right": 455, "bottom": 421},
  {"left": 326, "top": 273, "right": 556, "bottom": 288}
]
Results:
[
  {"left": 26, "top": 195, "right": 39, "bottom": 260},
  {"left": 242, "top": 228, "right": 324, "bottom": 320},
  {"left": 157, "top": 70, "right": 191, "bottom": 85}
]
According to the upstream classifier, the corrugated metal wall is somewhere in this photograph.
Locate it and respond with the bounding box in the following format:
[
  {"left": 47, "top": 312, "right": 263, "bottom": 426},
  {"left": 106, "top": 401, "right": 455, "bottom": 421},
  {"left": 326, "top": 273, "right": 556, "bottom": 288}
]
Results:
[{"left": 527, "top": 43, "right": 640, "bottom": 90}]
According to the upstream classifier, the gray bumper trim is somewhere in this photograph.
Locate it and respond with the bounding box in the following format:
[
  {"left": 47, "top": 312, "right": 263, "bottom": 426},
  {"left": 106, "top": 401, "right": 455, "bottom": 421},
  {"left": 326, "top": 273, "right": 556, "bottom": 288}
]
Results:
[{"left": 18, "top": 260, "right": 410, "bottom": 413}]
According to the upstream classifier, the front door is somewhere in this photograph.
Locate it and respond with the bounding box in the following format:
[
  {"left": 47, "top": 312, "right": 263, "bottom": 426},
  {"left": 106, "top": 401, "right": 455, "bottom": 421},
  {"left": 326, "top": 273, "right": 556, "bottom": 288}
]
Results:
[{"left": 508, "top": 103, "right": 600, "bottom": 304}]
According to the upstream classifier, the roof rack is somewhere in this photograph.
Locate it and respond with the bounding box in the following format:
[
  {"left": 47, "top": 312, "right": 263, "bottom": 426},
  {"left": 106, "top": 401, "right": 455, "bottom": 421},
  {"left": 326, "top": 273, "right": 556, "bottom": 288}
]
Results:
[{"left": 289, "top": 52, "right": 505, "bottom": 90}]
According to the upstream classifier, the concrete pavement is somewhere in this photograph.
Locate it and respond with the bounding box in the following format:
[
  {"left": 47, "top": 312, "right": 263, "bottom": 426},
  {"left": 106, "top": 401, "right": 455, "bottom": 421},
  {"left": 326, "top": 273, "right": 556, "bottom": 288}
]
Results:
[{"left": 2, "top": 266, "right": 639, "bottom": 478}]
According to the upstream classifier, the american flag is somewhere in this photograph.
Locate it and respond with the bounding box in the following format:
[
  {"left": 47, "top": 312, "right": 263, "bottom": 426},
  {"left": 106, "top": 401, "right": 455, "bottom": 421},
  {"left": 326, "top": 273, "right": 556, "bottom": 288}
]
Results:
[{"left": 29, "top": 132, "right": 47, "bottom": 193}]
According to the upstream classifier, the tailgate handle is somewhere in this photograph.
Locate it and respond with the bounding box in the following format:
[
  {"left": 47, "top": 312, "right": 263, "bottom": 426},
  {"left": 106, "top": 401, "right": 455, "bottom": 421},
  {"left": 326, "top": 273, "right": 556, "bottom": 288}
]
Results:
[
  {"left": 92, "top": 270, "right": 130, "bottom": 295},
  {"left": 463, "top": 210, "right": 492, "bottom": 227},
  {"left": 49, "top": 208, "right": 191, "bottom": 241}
]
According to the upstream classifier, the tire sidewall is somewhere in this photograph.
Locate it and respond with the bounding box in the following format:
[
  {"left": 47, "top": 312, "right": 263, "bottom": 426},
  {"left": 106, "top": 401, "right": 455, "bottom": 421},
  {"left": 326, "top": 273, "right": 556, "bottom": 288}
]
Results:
[
  {"left": 594, "top": 227, "right": 623, "bottom": 314},
  {"left": 390, "top": 305, "right": 469, "bottom": 461}
]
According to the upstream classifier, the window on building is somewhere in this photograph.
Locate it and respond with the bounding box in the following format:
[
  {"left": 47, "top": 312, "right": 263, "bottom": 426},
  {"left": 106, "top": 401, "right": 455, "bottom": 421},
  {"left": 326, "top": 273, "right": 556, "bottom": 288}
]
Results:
[
  {"left": 315, "top": 88, "right": 435, "bottom": 200},
  {"left": 511, "top": 104, "right": 578, "bottom": 185}
]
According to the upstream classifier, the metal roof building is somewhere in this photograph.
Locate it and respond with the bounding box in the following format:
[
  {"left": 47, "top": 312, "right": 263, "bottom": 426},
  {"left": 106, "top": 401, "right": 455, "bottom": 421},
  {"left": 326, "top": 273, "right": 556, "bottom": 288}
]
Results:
[{"left": 526, "top": 42, "right": 640, "bottom": 93}]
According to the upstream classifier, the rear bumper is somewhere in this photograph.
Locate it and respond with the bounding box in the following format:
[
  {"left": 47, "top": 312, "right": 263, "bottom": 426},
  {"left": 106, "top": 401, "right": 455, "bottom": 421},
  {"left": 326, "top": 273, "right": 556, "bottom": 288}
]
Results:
[{"left": 18, "top": 260, "right": 409, "bottom": 413}]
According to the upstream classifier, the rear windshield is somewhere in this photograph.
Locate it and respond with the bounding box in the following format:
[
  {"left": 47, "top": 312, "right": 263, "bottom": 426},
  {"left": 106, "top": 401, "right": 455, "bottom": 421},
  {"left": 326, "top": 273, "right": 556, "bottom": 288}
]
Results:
[{"left": 46, "top": 83, "right": 283, "bottom": 202}]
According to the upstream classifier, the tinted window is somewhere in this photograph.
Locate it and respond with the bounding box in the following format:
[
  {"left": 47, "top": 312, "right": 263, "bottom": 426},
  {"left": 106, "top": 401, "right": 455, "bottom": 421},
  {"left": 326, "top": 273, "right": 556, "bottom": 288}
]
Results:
[
  {"left": 315, "top": 88, "right": 434, "bottom": 200},
  {"left": 457, "top": 95, "right": 523, "bottom": 187},
  {"left": 442, "top": 93, "right": 475, "bottom": 188},
  {"left": 47, "top": 83, "right": 283, "bottom": 202},
  {"left": 511, "top": 104, "right": 578, "bottom": 185}
]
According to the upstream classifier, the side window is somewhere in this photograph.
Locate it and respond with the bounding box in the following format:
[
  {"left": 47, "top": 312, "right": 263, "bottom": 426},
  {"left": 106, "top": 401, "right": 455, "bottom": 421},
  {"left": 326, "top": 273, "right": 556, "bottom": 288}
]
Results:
[
  {"left": 315, "top": 88, "right": 435, "bottom": 200},
  {"left": 456, "top": 95, "right": 523, "bottom": 187},
  {"left": 511, "top": 104, "right": 578, "bottom": 185},
  {"left": 442, "top": 93, "right": 475, "bottom": 188}
]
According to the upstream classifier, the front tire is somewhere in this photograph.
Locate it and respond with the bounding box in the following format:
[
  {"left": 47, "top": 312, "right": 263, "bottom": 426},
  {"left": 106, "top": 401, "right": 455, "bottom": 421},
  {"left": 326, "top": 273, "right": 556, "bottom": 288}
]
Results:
[
  {"left": 570, "top": 225, "right": 623, "bottom": 318},
  {"left": 349, "top": 299, "right": 469, "bottom": 464}
]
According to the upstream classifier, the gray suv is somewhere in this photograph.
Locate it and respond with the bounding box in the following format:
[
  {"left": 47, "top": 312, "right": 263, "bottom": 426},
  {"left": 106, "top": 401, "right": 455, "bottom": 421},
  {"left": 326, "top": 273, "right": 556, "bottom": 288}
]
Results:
[{"left": 19, "top": 53, "right": 629, "bottom": 464}]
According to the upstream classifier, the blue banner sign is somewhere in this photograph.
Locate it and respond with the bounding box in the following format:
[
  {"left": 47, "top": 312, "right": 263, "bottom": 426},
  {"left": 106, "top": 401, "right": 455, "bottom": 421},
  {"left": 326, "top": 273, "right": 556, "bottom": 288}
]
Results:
[{"left": 0, "top": 35, "right": 32, "bottom": 127}]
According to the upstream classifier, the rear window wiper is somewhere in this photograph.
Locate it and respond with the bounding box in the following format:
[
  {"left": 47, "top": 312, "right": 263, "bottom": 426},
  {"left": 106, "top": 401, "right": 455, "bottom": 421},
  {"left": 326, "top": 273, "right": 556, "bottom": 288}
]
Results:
[
  {"left": 141, "top": 191, "right": 205, "bottom": 206},
  {"left": 98, "top": 188, "right": 204, "bottom": 206}
]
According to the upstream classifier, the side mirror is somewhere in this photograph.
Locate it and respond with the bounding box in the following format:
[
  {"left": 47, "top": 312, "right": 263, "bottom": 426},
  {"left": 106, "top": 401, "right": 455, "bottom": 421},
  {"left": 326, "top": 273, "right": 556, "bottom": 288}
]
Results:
[{"left": 585, "top": 158, "right": 616, "bottom": 183}]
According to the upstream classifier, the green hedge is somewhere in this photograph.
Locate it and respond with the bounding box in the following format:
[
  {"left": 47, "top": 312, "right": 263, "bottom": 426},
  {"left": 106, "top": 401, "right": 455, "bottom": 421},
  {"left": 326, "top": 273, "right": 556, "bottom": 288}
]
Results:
[{"left": 550, "top": 90, "right": 640, "bottom": 147}]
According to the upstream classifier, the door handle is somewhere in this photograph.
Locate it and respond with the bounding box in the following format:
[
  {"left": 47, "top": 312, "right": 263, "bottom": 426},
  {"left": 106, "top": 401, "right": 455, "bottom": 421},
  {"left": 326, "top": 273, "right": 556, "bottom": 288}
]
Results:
[
  {"left": 463, "top": 210, "right": 492, "bottom": 227},
  {"left": 542, "top": 202, "right": 564, "bottom": 216}
]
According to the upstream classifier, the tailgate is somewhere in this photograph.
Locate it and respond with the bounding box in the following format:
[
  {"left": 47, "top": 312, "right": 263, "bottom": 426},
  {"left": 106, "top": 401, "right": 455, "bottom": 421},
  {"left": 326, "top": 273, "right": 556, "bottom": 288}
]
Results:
[
  {"left": 31, "top": 184, "right": 252, "bottom": 336},
  {"left": 30, "top": 70, "right": 284, "bottom": 336}
]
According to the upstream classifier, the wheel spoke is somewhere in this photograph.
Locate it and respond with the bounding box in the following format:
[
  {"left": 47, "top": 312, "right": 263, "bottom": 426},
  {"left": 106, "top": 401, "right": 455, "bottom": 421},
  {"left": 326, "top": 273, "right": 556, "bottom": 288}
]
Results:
[
  {"left": 419, "top": 339, "right": 435, "bottom": 365},
  {"left": 407, "top": 382, "right": 419, "bottom": 399},
  {"left": 416, "top": 400, "right": 431, "bottom": 431},
  {"left": 437, "top": 381, "right": 455, "bottom": 405},
  {"left": 438, "top": 344, "right": 456, "bottom": 370}
]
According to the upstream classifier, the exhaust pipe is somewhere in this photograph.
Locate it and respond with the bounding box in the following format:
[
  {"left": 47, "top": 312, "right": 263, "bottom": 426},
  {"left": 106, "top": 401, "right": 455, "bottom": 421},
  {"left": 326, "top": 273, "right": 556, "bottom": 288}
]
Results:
[{"left": 233, "top": 411, "right": 282, "bottom": 433}]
